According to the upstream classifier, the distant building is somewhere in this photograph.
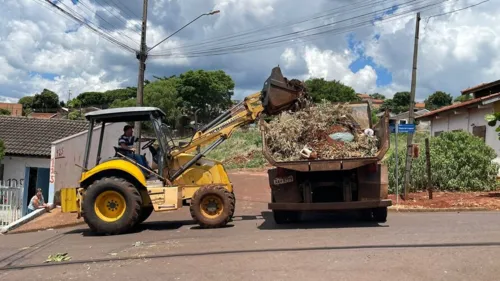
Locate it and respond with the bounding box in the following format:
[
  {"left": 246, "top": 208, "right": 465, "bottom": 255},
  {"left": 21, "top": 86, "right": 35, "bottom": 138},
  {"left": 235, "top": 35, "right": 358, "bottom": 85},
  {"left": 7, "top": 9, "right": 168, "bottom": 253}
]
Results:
[{"left": 0, "top": 103, "right": 22, "bottom": 116}]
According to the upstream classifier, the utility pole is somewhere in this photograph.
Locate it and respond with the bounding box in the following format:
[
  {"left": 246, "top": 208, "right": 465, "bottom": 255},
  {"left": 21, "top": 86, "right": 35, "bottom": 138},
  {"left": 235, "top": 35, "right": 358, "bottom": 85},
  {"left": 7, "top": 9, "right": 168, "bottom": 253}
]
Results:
[
  {"left": 134, "top": 0, "right": 149, "bottom": 154},
  {"left": 403, "top": 12, "right": 420, "bottom": 200}
]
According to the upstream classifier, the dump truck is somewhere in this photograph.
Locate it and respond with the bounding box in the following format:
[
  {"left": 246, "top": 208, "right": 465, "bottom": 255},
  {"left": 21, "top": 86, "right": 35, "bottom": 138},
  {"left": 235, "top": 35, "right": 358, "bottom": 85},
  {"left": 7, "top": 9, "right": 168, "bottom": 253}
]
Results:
[{"left": 259, "top": 91, "right": 392, "bottom": 224}]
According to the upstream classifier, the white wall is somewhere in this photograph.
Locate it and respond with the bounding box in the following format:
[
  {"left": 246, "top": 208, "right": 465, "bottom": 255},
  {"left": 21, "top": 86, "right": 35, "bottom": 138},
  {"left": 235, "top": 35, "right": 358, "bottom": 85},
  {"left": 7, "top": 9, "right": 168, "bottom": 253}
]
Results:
[
  {"left": 50, "top": 122, "right": 154, "bottom": 201},
  {"left": 428, "top": 105, "right": 500, "bottom": 174},
  {"left": 1, "top": 156, "right": 49, "bottom": 186}
]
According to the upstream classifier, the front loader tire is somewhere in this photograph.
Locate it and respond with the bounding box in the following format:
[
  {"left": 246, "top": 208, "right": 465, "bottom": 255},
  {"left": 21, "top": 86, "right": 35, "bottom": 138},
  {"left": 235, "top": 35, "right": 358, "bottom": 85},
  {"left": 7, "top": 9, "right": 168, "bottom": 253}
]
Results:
[
  {"left": 190, "top": 185, "right": 234, "bottom": 228},
  {"left": 137, "top": 205, "right": 154, "bottom": 225},
  {"left": 82, "top": 177, "right": 142, "bottom": 235}
]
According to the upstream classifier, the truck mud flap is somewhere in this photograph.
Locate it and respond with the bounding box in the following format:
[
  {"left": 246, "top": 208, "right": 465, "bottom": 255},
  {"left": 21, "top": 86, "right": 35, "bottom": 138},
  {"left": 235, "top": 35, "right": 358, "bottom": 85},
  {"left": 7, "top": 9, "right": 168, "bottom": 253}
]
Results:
[{"left": 268, "top": 199, "right": 392, "bottom": 211}]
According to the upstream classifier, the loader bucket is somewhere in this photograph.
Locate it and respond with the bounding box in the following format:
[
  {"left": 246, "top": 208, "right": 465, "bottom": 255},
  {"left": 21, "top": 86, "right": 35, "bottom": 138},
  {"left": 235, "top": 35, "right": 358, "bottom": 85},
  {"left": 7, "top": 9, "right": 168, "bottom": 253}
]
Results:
[{"left": 261, "top": 66, "right": 311, "bottom": 115}]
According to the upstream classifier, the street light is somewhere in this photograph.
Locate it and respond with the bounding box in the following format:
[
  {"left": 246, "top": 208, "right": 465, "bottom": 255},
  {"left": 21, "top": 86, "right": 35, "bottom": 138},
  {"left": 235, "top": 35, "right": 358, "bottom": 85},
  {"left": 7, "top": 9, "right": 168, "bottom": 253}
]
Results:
[
  {"left": 134, "top": 9, "right": 220, "bottom": 153},
  {"left": 148, "top": 10, "right": 220, "bottom": 53}
]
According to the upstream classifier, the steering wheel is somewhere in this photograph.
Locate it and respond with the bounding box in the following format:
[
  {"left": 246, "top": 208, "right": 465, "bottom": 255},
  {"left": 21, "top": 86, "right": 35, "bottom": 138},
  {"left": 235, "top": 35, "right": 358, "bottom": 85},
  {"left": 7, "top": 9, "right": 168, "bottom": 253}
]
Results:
[{"left": 141, "top": 139, "right": 156, "bottom": 150}]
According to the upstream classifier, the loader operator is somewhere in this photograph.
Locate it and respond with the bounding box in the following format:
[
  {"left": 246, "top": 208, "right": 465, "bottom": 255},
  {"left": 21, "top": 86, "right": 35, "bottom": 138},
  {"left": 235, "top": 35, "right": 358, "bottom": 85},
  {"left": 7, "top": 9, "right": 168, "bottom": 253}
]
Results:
[{"left": 119, "top": 125, "right": 151, "bottom": 177}]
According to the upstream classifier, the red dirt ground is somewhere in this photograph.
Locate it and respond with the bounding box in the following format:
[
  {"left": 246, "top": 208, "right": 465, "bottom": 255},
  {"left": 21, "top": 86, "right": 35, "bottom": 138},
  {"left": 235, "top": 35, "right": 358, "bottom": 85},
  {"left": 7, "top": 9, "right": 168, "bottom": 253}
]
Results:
[{"left": 388, "top": 191, "right": 500, "bottom": 210}]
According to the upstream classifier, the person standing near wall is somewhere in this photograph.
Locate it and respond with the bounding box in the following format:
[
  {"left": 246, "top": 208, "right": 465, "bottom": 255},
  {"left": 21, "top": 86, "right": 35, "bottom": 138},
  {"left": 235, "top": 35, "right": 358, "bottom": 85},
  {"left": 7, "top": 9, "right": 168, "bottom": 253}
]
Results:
[{"left": 27, "top": 188, "right": 49, "bottom": 213}]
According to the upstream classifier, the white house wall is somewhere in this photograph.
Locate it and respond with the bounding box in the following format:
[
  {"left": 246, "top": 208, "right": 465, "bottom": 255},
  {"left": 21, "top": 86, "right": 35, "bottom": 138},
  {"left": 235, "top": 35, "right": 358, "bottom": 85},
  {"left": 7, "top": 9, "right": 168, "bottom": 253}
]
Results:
[
  {"left": 50, "top": 122, "right": 153, "bottom": 202},
  {"left": 428, "top": 105, "right": 500, "bottom": 174},
  {"left": 1, "top": 156, "right": 49, "bottom": 187}
]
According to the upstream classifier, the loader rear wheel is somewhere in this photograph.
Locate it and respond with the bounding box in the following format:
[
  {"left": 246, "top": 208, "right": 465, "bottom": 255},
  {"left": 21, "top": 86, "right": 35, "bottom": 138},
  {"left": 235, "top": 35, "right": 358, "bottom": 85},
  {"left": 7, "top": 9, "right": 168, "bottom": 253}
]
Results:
[
  {"left": 82, "top": 177, "right": 142, "bottom": 235},
  {"left": 190, "top": 185, "right": 234, "bottom": 228},
  {"left": 137, "top": 205, "right": 154, "bottom": 225},
  {"left": 229, "top": 191, "right": 236, "bottom": 221}
]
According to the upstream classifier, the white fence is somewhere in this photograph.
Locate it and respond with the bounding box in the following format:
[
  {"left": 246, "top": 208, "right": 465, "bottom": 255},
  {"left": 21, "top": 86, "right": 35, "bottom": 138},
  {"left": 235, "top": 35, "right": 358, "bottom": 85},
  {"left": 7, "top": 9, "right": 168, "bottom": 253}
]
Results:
[{"left": 0, "top": 182, "right": 23, "bottom": 226}]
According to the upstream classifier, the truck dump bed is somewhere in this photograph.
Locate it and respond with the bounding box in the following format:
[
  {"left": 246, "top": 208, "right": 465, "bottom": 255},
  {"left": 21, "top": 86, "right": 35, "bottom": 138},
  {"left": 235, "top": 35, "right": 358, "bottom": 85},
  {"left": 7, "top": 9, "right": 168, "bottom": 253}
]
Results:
[{"left": 259, "top": 102, "right": 390, "bottom": 172}]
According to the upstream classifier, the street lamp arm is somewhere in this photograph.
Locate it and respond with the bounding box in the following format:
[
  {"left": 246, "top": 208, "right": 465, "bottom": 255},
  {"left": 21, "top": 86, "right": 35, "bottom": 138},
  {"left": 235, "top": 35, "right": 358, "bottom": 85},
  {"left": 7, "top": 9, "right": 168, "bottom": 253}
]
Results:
[{"left": 147, "top": 10, "right": 220, "bottom": 53}]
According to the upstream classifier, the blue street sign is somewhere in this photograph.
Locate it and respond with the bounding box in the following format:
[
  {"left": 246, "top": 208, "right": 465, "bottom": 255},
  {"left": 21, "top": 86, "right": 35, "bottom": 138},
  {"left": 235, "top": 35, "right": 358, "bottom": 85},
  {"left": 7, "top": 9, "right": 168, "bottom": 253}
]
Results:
[{"left": 398, "top": 124, "right": 415, "bottom": 133}]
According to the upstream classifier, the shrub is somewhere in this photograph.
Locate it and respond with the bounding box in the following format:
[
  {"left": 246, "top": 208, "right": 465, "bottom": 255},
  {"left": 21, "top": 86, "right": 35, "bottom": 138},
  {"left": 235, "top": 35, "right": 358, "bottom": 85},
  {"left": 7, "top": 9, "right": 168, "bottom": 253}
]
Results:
[{"left": 384, "top": 131, "right": 499, "bottom": 193}]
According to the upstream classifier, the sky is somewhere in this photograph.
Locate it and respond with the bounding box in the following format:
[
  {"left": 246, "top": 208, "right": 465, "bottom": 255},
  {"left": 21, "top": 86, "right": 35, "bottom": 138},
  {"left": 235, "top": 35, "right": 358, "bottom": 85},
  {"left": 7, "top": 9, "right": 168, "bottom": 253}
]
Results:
[{"left": 0, "top": 0, "right": 498, "bottom": 104}]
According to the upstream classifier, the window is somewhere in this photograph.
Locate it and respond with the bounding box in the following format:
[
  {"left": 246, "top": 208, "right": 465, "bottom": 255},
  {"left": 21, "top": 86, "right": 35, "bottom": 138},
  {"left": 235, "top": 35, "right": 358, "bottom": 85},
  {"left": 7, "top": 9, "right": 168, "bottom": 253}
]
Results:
[
  {"left": 434, "top": 131, "right": 443, "bottom": 137},
  {"left": 472, "top": 125, "right": 486, "bottom": 142}
]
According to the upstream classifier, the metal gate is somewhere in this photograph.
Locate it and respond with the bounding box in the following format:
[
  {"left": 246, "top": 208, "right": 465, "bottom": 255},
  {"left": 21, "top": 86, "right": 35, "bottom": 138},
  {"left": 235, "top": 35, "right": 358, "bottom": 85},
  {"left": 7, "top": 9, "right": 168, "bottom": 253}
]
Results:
[{"left": 0, "top": 182, "right": 23, "bottom": 226}]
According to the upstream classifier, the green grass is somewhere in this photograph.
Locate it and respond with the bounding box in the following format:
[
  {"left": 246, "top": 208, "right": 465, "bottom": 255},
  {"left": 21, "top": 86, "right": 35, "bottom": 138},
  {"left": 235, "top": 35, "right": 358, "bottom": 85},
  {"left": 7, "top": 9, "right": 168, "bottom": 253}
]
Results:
[{"left": 206, "top": 128, "right": 267, "bottom": 170}]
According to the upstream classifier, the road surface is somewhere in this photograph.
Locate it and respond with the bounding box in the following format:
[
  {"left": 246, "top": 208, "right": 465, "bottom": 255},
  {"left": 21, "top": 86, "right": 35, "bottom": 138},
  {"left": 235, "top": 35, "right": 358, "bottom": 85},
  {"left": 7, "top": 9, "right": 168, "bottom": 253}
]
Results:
[{"left": 1, "top": 171, "right": 499, "bottom": 281}]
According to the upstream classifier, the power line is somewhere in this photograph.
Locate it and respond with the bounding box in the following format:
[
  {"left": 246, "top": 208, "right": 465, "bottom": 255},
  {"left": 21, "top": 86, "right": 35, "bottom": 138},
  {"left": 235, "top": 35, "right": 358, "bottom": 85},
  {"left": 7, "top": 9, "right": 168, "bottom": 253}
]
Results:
[
  {"left": 426, "top": 0, "right": 489, "bottom": 19},
  {"left": 150, "top": 0, "right": 449, "bottom": 58},
  {"left": 150, "top": 0, "right": 429, "bottom": 56},
  {"left": 148, "top": 0, "right": 400, "bottom": 54},
  {"left": 92, "top": 0, "right": 142, "bottom": 33},
  {"left": 39, "top": 0, "right": 137, "bottom": 52},
  {"left": 69, "top": 0, "right": 141, "bottom": 46}
]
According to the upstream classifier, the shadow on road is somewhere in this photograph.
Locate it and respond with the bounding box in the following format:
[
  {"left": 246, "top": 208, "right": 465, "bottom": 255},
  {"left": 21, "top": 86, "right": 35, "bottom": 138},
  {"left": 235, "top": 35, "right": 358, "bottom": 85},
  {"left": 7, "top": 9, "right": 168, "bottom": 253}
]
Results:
[{"left": 258, "top": 211, "right": 387, "bottom": 230}]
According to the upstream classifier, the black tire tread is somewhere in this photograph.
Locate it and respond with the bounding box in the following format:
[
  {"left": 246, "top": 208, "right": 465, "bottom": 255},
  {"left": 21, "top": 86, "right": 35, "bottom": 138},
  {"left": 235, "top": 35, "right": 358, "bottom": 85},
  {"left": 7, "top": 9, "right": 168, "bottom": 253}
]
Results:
[
  {"left": 190, "top": 185, "right": 234, "bottom": 229},
  {"left": 82, "top": 177, "right": 142, "bottom": 235}
]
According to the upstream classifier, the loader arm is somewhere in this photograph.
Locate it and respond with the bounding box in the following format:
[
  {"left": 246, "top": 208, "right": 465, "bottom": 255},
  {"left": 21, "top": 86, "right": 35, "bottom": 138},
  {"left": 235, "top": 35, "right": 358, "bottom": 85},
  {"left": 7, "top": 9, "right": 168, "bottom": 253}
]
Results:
[{"left": 165, "top": 66, "right": 310, "bottom": 182}]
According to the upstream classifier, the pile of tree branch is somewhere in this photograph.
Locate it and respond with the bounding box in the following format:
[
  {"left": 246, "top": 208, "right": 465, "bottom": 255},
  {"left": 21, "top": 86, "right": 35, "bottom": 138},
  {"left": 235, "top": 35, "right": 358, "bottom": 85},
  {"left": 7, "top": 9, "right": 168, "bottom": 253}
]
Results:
[{"left": 264, "top": 102, "right": 379, "bottom": 161}]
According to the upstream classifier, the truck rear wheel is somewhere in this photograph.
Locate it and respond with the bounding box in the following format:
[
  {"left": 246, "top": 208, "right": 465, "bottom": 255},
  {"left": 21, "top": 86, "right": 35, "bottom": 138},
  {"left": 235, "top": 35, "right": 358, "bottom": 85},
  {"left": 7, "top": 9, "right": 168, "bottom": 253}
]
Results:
[
  {"left": 272, "top": 210, "right": 300, "bottom": 224},
  {"left": 82, "top": 177, "right": 142, "bottom": 235},
  {"left": 372, "top": 207, "right": 387, "bottom": 222},
  {"left": 190, "top": 185, "right": 234, "bottom": 228}
]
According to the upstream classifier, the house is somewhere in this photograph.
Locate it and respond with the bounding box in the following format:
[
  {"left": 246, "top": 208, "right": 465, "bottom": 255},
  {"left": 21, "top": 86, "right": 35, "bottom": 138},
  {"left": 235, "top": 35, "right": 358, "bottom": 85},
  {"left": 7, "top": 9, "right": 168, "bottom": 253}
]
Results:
[
  {"left": 416, "top": 83, "right": 500, "bottom": 165},
  {"left": 0, "top": 115, "right": 155, "bottom": 213},
  {"left": 0, "top": 103, "right": 22, "bottom": 116},
  {"left": 357, "top": 93, "right": 384, "bottom": 109},
  {"left": 0, "top": 116, "right": 89, "bottom": 213}
]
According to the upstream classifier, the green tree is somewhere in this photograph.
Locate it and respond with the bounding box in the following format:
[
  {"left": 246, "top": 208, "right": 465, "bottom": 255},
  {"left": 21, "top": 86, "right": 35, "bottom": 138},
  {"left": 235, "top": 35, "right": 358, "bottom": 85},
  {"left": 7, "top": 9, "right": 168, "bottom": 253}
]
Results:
[
  {"left": 424, "top": 91, "right": 452, "bottom": 110},
  {"left": 455, "top": 94, "right": 473, "bottom": 102},
  {"left": 177, "top": 70, "right": 235, "bottom": 123},
  {"left": 369, "top": 93, "right": 386, "bottom": 100},
  {"left": 0, "top": 108, "right": 10, "bottom": 115},
  {"left": 18, "top": 96, "right": 34, "bottom": 116},
  {"left": 32, "top": 89, "right": 60, "bottom": 112},
  {"left": 68, "top": 111, "right": 84, "bottom": 120},
  {"left": 380, "top": 91, "right": 411, "bottom": 114},
  {"left": 0, "top": 139, "right": 4, "bottom": 161},
  {"left": 305, "top": 78, "right": 360, "bottom": 103},
  {"left": 144, "top": 78, "right": 182, "bottom": 125},
  {"left": 110, "top": 98, "right": 136, "bottom": 109}
]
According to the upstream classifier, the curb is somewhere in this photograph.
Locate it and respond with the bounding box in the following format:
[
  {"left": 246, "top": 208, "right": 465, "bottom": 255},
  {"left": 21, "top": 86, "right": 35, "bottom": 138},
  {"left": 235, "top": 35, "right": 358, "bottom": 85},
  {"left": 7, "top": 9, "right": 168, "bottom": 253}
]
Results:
[
  {"left": 0, "top": 204, "right": 55, "bottom": 234},
  {"left": 7, "top": 221, "right": 86, "bottom": 234},
  {"left": 388, "top": 207, "right": 491, "bottom": 212}
]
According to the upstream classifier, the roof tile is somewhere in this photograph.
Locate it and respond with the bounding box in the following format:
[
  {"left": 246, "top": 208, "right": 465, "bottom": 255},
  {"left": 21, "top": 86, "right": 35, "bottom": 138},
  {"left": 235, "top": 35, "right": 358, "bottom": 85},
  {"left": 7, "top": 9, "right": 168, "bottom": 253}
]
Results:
[{"left": 0, "top": 116, "right": 89, "bottom": 157}]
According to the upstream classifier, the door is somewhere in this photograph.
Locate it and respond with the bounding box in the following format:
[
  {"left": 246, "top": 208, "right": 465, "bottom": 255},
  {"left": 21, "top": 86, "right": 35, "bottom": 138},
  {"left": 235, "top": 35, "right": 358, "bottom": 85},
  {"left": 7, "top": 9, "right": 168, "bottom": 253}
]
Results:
[{"left": 36, "top": 168, "right": 50, "bottom": 203}]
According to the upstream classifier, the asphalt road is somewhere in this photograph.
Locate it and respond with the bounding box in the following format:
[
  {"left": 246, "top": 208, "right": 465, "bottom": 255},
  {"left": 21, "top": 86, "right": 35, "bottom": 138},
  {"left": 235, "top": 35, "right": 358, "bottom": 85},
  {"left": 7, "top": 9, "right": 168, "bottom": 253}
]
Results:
[{"left": 1, "top": 172, "right": 500, "bottom": 281}]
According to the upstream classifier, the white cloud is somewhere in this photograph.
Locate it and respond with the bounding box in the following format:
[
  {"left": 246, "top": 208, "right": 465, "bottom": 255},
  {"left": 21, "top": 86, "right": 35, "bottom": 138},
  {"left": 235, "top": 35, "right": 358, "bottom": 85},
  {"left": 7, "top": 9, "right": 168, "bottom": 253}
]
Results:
[
  {"left": 295, "top": 45, "right": 378, "bottom": 94},
  {"left": 1, "top": 0, "right": 499, "bottom": 106}
]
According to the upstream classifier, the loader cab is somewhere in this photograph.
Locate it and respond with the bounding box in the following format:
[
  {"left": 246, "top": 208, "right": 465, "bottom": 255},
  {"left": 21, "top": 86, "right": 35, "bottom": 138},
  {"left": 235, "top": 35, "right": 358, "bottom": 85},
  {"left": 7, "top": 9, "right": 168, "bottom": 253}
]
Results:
[{"left": 82, "top": 107, "right": 170, "bottom": 180}]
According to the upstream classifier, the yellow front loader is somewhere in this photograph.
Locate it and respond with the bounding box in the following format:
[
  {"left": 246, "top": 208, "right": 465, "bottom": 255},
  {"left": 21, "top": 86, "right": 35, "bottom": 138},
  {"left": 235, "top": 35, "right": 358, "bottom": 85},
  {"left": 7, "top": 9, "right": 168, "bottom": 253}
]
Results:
[{"left": 60, "top": 66, "right": 310, "bottom": 235}]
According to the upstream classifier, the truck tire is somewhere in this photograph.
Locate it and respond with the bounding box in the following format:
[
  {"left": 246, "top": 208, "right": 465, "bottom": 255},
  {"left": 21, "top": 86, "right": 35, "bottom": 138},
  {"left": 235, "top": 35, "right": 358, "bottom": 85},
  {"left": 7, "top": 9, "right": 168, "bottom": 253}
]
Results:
[
  {"left": 372, "top": 207, "right": 387, "bottom": 222},
  {"left": 82, "top": 177, "right": 142, "bottom": 235},
  {"left": 136, "top": 205, "right": 154, "bottom": 225},
  {"left": 190, "top": 185, "right": 234, "bottom": 228},
  {"left": 273, "top": 210, "right": 300, "bottom": 224}
]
